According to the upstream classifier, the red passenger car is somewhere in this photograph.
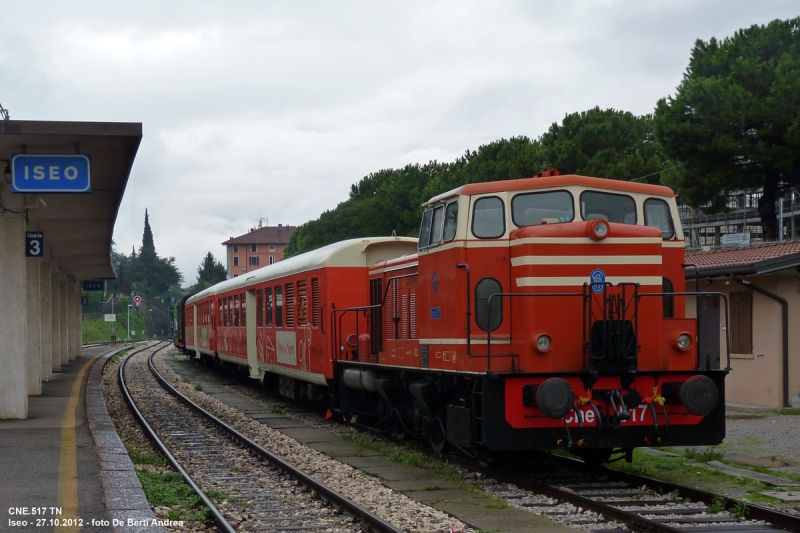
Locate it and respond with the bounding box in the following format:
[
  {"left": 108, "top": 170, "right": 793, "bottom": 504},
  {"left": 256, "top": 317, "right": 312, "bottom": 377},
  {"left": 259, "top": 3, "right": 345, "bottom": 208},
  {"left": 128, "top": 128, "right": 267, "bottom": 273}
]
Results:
[{"left": 185, "top": 172, "right": 727, "bottom": 464}]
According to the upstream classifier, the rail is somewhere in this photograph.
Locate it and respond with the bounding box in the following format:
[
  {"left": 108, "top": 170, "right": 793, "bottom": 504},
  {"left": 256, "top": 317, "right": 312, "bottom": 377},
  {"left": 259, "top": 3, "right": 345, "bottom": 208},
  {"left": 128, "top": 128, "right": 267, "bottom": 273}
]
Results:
[
  {"left": 118, "top": 341, "right": 238, "bottom": 533},
  {"left": 145, "top": 346, "right": 404, "bottom": 533}
]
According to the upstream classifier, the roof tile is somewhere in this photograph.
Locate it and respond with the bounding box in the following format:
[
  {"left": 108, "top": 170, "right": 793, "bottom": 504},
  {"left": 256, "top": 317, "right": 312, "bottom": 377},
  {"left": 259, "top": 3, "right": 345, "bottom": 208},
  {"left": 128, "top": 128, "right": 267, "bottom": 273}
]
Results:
[
  {"left": 222, "top": 225, "right": 297, "bottom": 245},
  {"left": 684, "top": 239, "right": 800, "bottom": 271}
]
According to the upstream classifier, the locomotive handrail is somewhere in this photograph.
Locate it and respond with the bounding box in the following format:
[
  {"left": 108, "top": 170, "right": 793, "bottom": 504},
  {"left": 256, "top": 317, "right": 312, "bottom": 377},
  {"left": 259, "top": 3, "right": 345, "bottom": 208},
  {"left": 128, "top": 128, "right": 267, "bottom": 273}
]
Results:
[
  {"left": 485, "top": 291, "right": 585, "bottom": 374},
  {"left": 330, "top": 272, "right": 419, "bottom": 361},
  {"left": 456, "top": 263, "right": 471, "bottom": 355},
  {"left": 682, "top": 263, "right": 702, "bottom": 358},
  {"left": 638, "top": 291, "right": 731, "bottom": 371}
]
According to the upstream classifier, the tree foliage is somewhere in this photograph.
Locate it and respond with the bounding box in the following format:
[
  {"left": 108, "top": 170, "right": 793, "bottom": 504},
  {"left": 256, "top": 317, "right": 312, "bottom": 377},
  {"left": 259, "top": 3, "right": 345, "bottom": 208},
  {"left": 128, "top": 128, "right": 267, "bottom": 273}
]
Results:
[
  {"left": 540, "top": 107, "right": 668, "bottom": 183},
  {"left": 285, "top": 137, "right": 546, "bottom": 256},
  {"left": 654, "top": 17, "right": 800, "bottom": 239},
  {"left": 111, "top": 210, "right": 183, "bottom": 297},
  {"left": 194, "top": 252, "right": 227, "bottom": 291}
]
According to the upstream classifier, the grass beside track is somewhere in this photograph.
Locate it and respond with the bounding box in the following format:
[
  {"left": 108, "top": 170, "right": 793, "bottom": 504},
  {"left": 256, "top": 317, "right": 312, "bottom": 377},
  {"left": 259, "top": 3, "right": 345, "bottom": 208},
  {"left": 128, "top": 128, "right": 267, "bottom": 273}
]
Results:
[
  {"left": 103, "top": 352, "right": 213, "bottom": 526},
  {"left": 603, "top": 447, "right": 800, "bottom": 507}
]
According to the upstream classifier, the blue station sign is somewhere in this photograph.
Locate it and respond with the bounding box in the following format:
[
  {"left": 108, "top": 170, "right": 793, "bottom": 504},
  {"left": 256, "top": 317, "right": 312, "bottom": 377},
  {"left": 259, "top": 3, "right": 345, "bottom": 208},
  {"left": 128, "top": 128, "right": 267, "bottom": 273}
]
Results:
[
  {"left": 83, "top": 280, "right": 104, "bottom": 291},
  {"left": 11, "top": 154, "right": 92, "bottom": 193}
]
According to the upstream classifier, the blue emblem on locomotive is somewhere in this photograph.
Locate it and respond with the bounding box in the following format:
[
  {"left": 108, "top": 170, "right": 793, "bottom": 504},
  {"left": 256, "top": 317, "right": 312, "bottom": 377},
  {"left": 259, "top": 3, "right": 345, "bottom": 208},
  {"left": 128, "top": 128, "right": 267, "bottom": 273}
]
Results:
[{"left": 590, "top": 269, "right": 605, "bottom": 292}]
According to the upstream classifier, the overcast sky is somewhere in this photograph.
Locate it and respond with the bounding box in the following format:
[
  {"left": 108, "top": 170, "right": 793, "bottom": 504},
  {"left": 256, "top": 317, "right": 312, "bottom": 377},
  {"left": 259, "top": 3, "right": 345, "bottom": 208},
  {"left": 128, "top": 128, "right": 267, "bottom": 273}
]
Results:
[{"left": 2, "top": 1, "right": 797, "bottom": 285}]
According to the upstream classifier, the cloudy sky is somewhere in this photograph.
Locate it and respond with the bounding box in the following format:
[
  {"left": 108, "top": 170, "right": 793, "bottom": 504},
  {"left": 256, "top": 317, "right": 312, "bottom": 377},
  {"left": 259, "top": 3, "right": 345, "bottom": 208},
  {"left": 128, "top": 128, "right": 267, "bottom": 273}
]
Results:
[{"left": 1, "top": 1, "right": 797, "bottom": 284}]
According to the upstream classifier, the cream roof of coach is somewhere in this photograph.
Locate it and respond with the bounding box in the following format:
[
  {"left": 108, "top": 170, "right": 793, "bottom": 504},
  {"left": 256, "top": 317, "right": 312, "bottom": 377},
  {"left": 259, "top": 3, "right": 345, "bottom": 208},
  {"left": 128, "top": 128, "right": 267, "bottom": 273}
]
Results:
[{"left": 187, "top": 237, "right": 418, "bottom": 305}]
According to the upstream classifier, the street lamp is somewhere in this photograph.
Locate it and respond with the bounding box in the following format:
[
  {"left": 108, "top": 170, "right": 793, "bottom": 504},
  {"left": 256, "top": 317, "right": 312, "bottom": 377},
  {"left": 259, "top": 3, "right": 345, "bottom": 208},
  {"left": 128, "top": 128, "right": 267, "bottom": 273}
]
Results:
[{"left": 127, "top": 304, "right": 133, "bottom": 344}]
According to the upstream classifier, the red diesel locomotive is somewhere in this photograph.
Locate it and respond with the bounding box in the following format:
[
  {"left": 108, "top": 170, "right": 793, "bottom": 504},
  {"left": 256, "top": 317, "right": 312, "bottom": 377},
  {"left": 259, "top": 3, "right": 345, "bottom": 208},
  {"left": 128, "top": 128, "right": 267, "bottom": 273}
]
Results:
[{"left": 183, "top": 171, "right": 727, "bottom": 464}]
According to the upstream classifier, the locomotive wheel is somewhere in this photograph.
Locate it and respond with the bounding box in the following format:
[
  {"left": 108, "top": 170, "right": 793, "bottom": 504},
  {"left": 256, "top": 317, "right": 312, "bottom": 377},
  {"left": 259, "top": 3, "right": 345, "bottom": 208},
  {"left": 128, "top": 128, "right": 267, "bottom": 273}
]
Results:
[
  {"left": 477, "top": 449, "right": 505, "bottom": 468},
  {"left": 428, "top": 424, "right": 448, "bottom": 453},
  {"left": 390, "top": 421, "right": 407, "bottom": 441},
  {"left": 576, "top": 448, "right": 613, "bottom": 466}
]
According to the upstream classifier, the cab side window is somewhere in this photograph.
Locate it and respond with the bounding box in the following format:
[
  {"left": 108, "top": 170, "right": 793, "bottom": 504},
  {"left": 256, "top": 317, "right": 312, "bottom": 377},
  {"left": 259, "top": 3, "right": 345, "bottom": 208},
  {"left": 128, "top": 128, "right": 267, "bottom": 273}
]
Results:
[
  {"left": 644, "top": 198, "right": 675, "bottom": 239},
  {"left": 472, "top": 196, "right": 505, "bottom": 239},
  {"left": 418, "top": 204, "right": 445, "bottom": 249},
  {"left": 442, "top": 202, "right": 458, "bottom": 242}
]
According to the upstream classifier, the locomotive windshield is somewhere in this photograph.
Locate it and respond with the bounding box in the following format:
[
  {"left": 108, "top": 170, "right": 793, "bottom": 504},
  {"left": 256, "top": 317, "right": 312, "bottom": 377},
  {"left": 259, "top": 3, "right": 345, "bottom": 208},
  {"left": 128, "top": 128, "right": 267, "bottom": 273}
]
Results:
[
  {"left": 580, "top": 191, "right": 636, "bottom": 224},
  {"left": 512, "top": 190, "right": 574, "bottom": 226},
  {"left": 472, "top": 196, "right": 505, "bottom": 238}
]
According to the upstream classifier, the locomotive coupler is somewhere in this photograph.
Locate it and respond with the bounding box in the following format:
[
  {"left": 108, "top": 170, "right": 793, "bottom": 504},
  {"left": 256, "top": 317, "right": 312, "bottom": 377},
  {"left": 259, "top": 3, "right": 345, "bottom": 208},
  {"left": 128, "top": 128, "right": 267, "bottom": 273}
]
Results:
[{"left": 592, "top": 389, "right": 630, "bottom": 429}]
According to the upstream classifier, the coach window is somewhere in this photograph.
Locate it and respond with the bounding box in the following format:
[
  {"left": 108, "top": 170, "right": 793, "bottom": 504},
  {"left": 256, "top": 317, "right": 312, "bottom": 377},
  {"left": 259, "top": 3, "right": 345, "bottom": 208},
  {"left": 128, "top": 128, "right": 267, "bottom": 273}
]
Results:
[
  {"left": 475, "top": 278, "right": 503, "bottom": 331},
  {"left": 257, "top": 290, "right": 263, "bottom": 327},
  {"left": 419, "top": 205, "right": 446, "bottom": 250},
  {"left": 266, "top": 287, "right": 273, "bottom": 327},
  {"left": 276, "top": 286, "right": 283, "bottom": 327},
  {"left": 472, "top": 196, "right": 505, "bottom": 239},
  {"left": 234, "top": 295, "right": 240, "bottom": 327},
  {"left": 644, "top": 198, "right": 675, "bottom": 239},
  {"left": 512, "top": 190, "right": 574, "bottom": 226},
  {"left": 580, "top": 191, "right": 636, "bottom": 224},
  {"left": 241, "top": 292, "right": 246, "bottom": 327},
  {"left": 218, "top": 299, "right": 222, "bottom": 327},
  {"left": 443, "top": 202, "right": 458, "bottom": 242}
]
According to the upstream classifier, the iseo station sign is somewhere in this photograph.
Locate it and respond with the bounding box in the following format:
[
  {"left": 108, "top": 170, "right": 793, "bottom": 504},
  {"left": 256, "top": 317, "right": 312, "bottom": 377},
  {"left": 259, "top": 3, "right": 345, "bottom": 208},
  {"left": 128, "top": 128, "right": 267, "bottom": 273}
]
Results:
[
  {"left": 11, "top": 154, "right": 92, "bottom": 193},
  {"left": 12, "top": 154, "right": 92, "bottom": 261}
]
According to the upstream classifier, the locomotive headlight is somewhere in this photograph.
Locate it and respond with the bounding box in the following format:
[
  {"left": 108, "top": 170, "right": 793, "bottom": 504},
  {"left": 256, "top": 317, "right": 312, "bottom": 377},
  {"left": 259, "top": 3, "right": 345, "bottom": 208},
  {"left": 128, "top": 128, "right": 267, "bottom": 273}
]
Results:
[
  {"left": 671, "top": 331, "right": 692, "bottom": 351},
  {"left": 531, "top": 333, "right": 552, "bottom": 353},
  {"left": 589, "top": 219, "right": 610, "bottom": 240},
  {"left": 537, "top": 334, "right": 551, "bottom": 352},
  {"left": 677, "top": 333, "right": 691, "bottom": 350}
]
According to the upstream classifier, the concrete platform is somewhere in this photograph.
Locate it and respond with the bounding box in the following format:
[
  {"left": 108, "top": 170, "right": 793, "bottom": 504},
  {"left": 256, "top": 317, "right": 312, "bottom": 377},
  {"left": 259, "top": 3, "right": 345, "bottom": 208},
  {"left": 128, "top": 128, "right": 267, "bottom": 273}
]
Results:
[{"left": 0, "top": 345, "right": 162, "bottom": 533}]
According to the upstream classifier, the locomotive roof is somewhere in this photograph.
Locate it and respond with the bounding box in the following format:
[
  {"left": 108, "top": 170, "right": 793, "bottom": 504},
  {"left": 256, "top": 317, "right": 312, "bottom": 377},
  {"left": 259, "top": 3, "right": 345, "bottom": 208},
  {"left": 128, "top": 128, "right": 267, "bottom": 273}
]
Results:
[
  {"left": 424, "top": 174, "right": 676, "bottom": 206},
  {"left": 187, "top": 236, "right": 418, "bottom": 304}
]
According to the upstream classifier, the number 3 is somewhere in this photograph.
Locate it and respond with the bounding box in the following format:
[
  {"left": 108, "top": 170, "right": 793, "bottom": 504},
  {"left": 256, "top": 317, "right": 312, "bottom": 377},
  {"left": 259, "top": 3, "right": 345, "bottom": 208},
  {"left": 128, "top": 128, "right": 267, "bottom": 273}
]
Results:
[{"left": 29, "top": 239, "right": 40, "bottom": 256}]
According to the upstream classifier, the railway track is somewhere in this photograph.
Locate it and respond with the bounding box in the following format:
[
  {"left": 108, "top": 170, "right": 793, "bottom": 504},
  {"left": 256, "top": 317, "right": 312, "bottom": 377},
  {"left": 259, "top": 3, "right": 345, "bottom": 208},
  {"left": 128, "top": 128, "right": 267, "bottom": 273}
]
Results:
[
  {"left": 439, "top": 446, "right": 800, "bottom": 533},
  {"left": 119, "top": 342, "right": 403, "bottom": 533},
  {"left": 169, "top": 352, "right": 800, "bottom": 533}
]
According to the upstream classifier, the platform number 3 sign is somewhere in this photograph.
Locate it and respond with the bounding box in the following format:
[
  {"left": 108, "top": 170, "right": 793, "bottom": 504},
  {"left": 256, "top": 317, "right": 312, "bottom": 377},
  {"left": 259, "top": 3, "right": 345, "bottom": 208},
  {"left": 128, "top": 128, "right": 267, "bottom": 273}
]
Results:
[{"left": 26, "top": 232, "right": 44, "bottom": 257}]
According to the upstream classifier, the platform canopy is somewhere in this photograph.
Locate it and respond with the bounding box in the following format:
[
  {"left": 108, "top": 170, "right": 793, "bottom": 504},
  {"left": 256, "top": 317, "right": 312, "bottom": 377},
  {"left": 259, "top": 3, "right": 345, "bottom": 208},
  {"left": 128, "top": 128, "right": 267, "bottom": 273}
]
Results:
[{"left": 0, "top": 120, "right": 142, "bottom": 281}]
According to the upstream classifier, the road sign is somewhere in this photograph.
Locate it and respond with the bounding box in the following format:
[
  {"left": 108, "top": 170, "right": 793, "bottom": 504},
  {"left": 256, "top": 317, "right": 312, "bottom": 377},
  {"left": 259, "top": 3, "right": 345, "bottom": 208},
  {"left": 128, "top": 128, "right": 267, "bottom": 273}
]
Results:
[
  {"left": 134, "top": 295, "right": 142, "bottom": 303},
  {"left": 104, "top": 314, "right": 116, "bottom": 322},
  {"left": 81, "top": 297, "right": 88, "bottom": 305},
  {"left": 11, "top": 154, "right": 92, "bottom": 193},
  {"left": 26, "top": 232, "right": 44, "bottom": 257},
  {"left": 83, "top": 280, "right": 103, "bottom": 291}
]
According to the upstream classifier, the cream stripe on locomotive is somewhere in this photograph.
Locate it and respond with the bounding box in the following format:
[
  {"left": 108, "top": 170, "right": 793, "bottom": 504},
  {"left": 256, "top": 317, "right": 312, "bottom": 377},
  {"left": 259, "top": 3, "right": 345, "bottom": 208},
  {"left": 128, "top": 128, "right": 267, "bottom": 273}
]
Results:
[
  {"left": 511, "top": 255, "right": 662, "bottom": 266},
  {"left": 662, "top": 241, "right": 686, "bottom": 247},
  {"left": 516, "top": 276, "right": 663, "bottom": 287},
  {"left": 510, "top": 237, "right": 663, "bottom": 246}
]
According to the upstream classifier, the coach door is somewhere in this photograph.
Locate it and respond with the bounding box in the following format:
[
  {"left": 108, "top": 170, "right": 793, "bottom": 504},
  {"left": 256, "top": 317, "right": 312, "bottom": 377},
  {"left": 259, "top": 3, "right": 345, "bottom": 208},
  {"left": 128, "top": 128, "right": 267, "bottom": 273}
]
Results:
[
  {"left": 192, "top": 304, "right": 198, "bottom": 351},
  {"left": 246, "top": 288, "right": 259, "bottom": 378}
]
